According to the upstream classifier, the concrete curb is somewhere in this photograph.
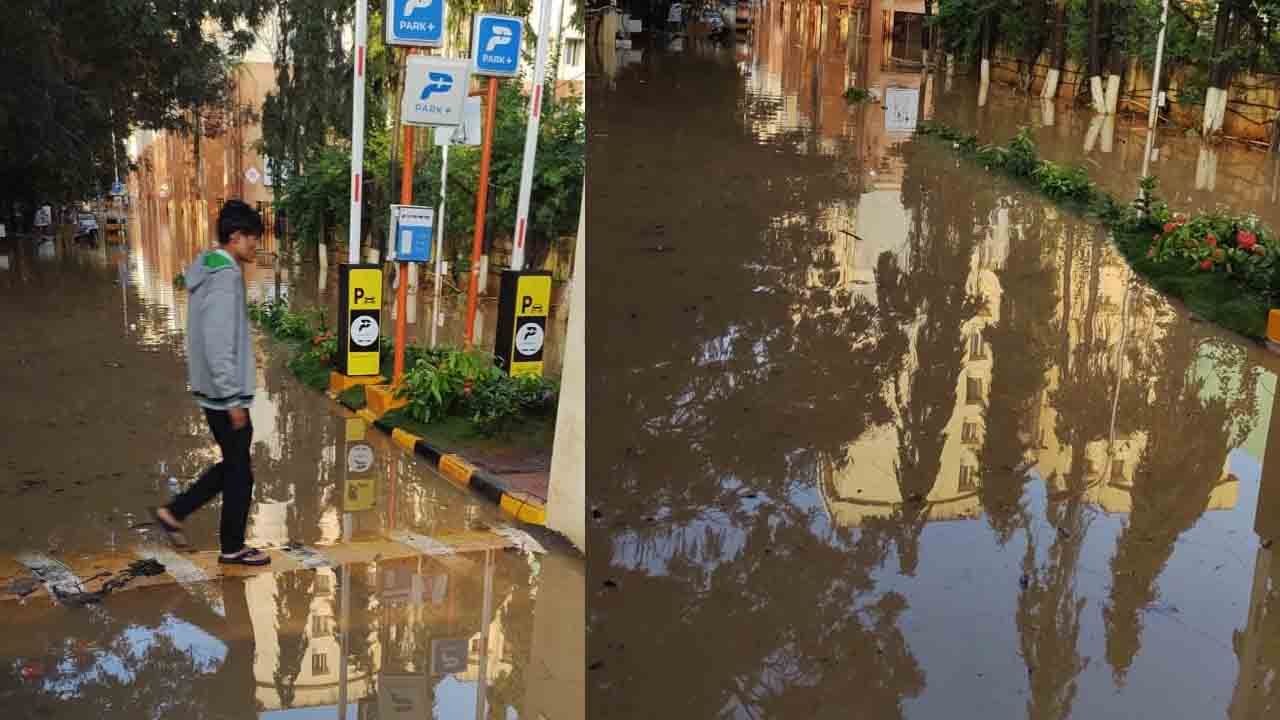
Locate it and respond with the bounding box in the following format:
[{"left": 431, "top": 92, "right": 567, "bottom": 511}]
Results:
[{"left": 329, "top": 391, "right": 549, "bottom": 527}]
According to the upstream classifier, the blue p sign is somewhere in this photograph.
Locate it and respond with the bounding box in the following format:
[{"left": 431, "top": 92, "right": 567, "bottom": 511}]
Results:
[
  {"left": 387, "top": 0, "right": 444, "bottom": 48},
  {"left": 421, "top": 71, "right": 453, "bottom": 100},
  {"left": 472, "top": 14, "right": 523, "bottom": 78}
]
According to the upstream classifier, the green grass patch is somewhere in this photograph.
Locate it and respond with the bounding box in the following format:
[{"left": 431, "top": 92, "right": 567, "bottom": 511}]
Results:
[
  {"left": 379, "top": 409, "right": 555, "bottom": 454},
  {"left": 917, "top": 121, "right": 1276, "bottom": 341}
]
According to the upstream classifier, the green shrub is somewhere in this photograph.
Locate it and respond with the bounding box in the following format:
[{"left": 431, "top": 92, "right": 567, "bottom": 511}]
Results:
[
  {"left": 397, "top": 349, "right": 500, "bottom": 424},
  {"left": 843, "top": 87, "right": 874, "bottom": 104},
  {"left": 1149, "top": 212, "right": 1276, "bottom": 290},
  {"left": 918, "top": 121, "right": 1280, "bottom": 338},
  {"left": 1031, "top": 161, "right": 1094, "bottom": 204},
  {"left": 464, "top": 373, "right": 559, "bottom": 435},
  {"left": 396, "top": 347, "right": 559, "bottom": 433}
]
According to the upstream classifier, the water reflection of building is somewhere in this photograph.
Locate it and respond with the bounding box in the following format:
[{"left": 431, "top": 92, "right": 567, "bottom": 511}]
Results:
[{"left": 819, "top": 201, "right": 1241, "bottom": 528}]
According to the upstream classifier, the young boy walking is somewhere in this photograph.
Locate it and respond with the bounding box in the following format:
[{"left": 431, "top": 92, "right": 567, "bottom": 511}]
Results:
[{"left": 152, "top": 201, "right": 270, "bottom": 566}]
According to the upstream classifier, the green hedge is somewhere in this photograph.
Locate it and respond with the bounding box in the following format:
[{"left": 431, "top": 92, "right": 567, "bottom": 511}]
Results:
[
  {"left": 248, "top": 299, "right": 559, "bottom": 435},
  {"left": 916, "top": 122, "right": 1275, "bottom": 340}
]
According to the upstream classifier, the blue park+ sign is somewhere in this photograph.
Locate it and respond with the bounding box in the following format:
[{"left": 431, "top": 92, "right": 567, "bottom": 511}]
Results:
[
  {"left": 472, "top": 14, "right": 523, "bottom": 78},
  {"left": 386, "top": 0, "right": 445, "bottom": 48}
]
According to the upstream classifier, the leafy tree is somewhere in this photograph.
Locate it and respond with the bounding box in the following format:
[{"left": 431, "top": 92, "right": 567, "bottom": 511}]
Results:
[{"left": 0, "top": 0, "right": 272, "bottom": 212}]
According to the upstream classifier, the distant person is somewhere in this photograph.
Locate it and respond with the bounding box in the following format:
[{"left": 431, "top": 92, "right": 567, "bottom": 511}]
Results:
[
  {"left": 151, "top": 200, "right": 270, "bottom": 566},
  {"left": 667, "top": 0, "right": 683, "bottom": 33},
  {"left": 33, "top": 203, "right": 51, "bottom": 239}
]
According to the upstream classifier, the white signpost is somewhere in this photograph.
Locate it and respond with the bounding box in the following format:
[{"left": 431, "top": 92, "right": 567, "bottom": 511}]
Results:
[{"left": 401, "top": 57, "right": 470, "bottom": 127}]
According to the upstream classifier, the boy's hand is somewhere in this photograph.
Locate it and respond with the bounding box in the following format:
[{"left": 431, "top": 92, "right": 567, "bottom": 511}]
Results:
[{"left": 230, "top": 408, "right": 249, "bottom": 430}]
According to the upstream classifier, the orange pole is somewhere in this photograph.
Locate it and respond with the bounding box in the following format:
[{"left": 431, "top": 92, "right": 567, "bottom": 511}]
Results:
[
  {"left": 465, "top": 78, "right": 499, "bottom": 348},
  {"left": 394, "top": 119, "right": 414, "bottom": 381}
]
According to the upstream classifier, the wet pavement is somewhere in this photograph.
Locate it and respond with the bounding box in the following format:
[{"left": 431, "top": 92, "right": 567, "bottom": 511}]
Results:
[
  {"left": 592, "top": 7, "right": 1280, "bottom": 720},
  {"left": 0, "top": 208, "right": 582, "bottom": 717}
]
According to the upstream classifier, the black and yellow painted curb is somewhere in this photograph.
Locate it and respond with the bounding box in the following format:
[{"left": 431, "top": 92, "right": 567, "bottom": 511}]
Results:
[{"left": 328, "top": 392, "right": 548, "bottom": 526}]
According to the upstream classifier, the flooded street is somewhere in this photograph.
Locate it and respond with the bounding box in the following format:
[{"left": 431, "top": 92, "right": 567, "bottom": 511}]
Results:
[
  {"left": 0, "top": 207, "right": 582, "bottom": 717},
  {"left": 591, "top": 6, "right": 1280, "bottom": 719}
]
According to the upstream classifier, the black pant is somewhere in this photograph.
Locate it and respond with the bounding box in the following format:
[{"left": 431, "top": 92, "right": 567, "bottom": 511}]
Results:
[{"left": 168, "top": 409, "right": 255, "bottom": 554}]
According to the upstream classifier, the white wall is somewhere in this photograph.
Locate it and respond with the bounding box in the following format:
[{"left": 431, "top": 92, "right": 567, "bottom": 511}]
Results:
[{"left": 547, "top": 194, "right": 585, "bottom": 551}]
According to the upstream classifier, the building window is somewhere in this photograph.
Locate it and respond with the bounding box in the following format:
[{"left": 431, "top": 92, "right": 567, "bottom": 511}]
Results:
[
  {"left": 315, "top": 574, "right": 332, "bottom": 595},
  {"left": 959, "top": 465, "right": 979, "bottom": 493},
  {"left": 966, "top": 377, "right": 984, "bottom": 406},
  {"left": 312, "top": 615, "right": 333, "bottom": 638},
  {"left": 962, "top": 421, "right": 980, "bottom": 445},
  {"left": 312, "top": 653, "right": 330, "bottom": 676},
  {"left": 565, "top": 39, "right": 584, "bottom": 66}
]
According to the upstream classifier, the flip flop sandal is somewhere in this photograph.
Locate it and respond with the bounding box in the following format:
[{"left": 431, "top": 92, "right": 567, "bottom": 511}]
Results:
[
  {"left": 218, "top": 547, "right": 271, "bottom": 566},
  {"left": 148, "top": 507, "right": 191, "bottom": 550}
]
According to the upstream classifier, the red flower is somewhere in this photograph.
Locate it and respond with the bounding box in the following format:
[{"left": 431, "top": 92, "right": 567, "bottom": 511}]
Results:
[
  {"left": 1163, "top": 222, "right": 1178, "bottom": 234},
  {"left": 1206, "top": 234, "right": 1218, "bottom": 248},
  {"left": 1214, "top": 248, "right": 1226, "bottom": 261},
  {"left": 1238, "top": 229, "right": 1258, "bottom": 250},
  {"left": 1175, "top": 213, "right": 1187, "bottom": 222},
  {"left": 1147, "top": 247, "right": 1156, "bottom": 258},
  {"left": 1200, "top": 259, "right": 1214, "bottom": 270}
]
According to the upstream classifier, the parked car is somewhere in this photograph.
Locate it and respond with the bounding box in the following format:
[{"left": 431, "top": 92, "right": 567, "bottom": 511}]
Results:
[{"left": 75, "top": 212, "right": 99, "bottom": 244}]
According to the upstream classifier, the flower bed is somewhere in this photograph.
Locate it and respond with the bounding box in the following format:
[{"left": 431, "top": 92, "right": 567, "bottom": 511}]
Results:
[
  {"left": 248, "top": 299, "right": 559, "bottom": 436},
  {"left": 916, "top": 122, "right": 1277, "bottom": 340}
]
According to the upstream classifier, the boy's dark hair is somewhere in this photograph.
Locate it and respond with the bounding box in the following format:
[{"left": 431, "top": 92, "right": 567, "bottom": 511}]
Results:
[{"left": 217, "top": 200, "right": 264, "bottom": 245}]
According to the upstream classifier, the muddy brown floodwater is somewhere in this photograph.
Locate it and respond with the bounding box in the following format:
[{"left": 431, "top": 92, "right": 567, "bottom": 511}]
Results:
[
  {"left": 591, "top": 6, "right": 1280, "bottom": 720},
  {"left": 0, "top": 203, "right": 581, "bottom": 717}
]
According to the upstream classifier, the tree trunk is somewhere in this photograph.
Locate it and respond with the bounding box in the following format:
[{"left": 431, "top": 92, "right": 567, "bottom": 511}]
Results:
[
  {"left": 1205, "top": 0, "right": 1237, "bottom": 134},
  {"left": 1043, "top": 0, "right": 1068, "bottom": 98},
  {"left": 1087, "top": 0, "right": 1103, "bottom": 79}
]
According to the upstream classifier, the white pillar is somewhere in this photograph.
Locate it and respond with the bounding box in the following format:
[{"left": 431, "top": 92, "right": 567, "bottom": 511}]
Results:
[
  {"left": 1105, "top": 74, "right": 1121, "bottom": 114},
  {"left": 1090, "top": 75, "right": 1106, "bottom": 114},
  {"left": 547, "top": 192, "right": 585, "bottom": 551},
  {"left": 1042, "top": 68, "right": 1061, "bottom": 99},
  {"left": 1101, "top": 114, "right": 1116, "bottom": 153}
]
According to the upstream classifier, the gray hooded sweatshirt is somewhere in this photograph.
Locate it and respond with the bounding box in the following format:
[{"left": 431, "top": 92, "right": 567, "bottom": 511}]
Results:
[{"left": 184, "top": 249, "right": 255, "bottom": 410}]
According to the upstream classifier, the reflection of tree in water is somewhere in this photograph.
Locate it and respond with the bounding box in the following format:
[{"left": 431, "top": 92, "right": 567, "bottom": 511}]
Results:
[
  {"left": 590, "top": 48, "right": 924, "bottom": 717},
  {"left": 861, "top": 138, "right": 986, "bottom": 575},
  {"left": 978, "top": 196, "right": 1059, "bottom": 544},
  {"left": 1104, "top": 323, "right": 1259, "bottom": 683},
  {"left": 1018, "top": 495, "right": 1091, "bottom": 720},
  {"left": 272, "top": 571, "right": 314, "bottom": 708}
]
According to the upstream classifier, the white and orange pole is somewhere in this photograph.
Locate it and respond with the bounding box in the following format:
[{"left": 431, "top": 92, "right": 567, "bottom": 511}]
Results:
[
  {"left": 510, "top": 0, "right": 557, "bottom": 270},
  {"left": 346, "top": 0, "right": 369, "bottom": 264}
]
